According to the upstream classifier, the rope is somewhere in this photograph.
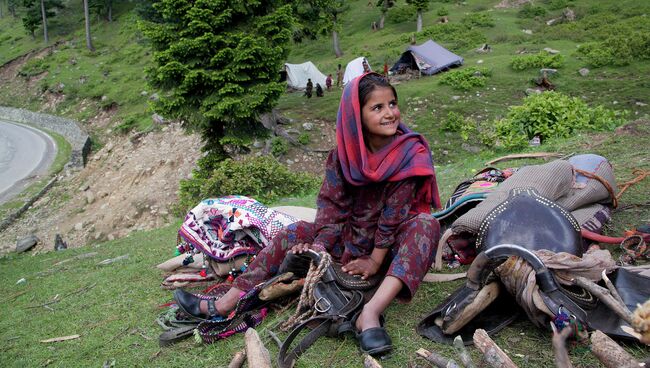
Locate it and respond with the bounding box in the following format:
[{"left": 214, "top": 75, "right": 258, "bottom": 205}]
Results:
[
  {"left": 574, "top": 168, "right": 618, "bottom": 208},
  {"left": 616, "top": 169, "right": 650, "bottom": 201},
  {"left": 280, "top": 252, "right": 332, "bottom": 331}
]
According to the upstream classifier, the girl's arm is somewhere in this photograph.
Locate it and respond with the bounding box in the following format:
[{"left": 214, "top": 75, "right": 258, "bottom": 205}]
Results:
[{"left": 311, "top": 150, "right": 352, "bottom": 251}]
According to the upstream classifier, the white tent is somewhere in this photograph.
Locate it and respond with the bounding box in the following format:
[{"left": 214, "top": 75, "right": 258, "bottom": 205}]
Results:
[
  {"left": 284, "top": 62, "right": 327, "bottom": 90},
  {"left": 342, "top": 57, "right": 372, "bottom": 85}
]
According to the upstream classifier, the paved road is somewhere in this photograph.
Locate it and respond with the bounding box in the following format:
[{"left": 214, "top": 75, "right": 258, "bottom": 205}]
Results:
[{"left": 0, "top": 120, "right": 57, "bottom": 205}]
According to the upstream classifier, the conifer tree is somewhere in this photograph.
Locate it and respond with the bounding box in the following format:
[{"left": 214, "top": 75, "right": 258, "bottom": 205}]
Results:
[
  {"left": 141, "top": 1, "right": 295, "bottom": 172},
  {"left": 406, "top": 0, "right": 429, "bottom": 32}
]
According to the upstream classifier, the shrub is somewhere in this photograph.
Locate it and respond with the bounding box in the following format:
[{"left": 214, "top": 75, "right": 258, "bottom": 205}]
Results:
[
  {"left": 437, "top": 7, "right": 449, "bottom": 17},
  {"left": 493, "top": 92, "right": 626, "bottom": 149},
  {"left": 271, "top": 137, "right": 289, "bottom": 157},
  {"left": 18, "top": 58, "right": 48, "bottom": 78},
  {"left": 297, "top": 132, "right": 310, "bottom": 145},
  {"left": 177, "top": 155, "right": 320, "bottom": 211},
  {"left": 391, "top": 23, "right": 486, "bottom": 51},
  {"left": 518, "top": 4, "right": 547, "bottom": 18},
  {"left": 442, "top": 111, "right": 463, "bottom": 132},
  {"left": 388, "top": 5, "right": 417, "bottom": 24},
  {"left": 574, "top": 33, "right": 650, "bottom": 67},
  {"left": 510, "top": 51, "right": 564, "bottom": 71},
  {"left": 461, "top": 12, "right": 495, "bottom": 28},
  {"left": 438, "top": 67, "right": 491, "bottom": 91}
]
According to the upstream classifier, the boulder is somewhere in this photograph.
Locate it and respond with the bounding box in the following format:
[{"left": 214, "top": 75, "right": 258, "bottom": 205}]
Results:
[
  {"left": 543, "top": 48, "right": 559, "bottom": 54},
  {"left": 54, "top": 234, "right": 67, "bottom": 251},
  {"left": 579, "top": 68, "right": 590, "bottom": 77},
  {"left": 16, "top": 235, "right": 39, "bottom": 253},
  {"left": 152, "top": 113, "right": 166, "bottom": 125},
  {"left": 302, "top": 122, "right": 314, "bottom": 131}
]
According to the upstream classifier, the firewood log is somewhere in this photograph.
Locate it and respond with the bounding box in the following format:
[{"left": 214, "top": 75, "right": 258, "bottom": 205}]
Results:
[
  {"left": 244, "top": 328, "right": 271, "bottom": 368},
  {"left": 590, "top": 330, "right": 642, "bottom": 368},
  {"left": 472, "top": 329, "right": 518, "bottom": 368}
]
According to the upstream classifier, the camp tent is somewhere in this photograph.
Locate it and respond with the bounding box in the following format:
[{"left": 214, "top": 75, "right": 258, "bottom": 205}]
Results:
[
  {"left": 390, "top": 40, "right": 463, "bottom": 75},
  {"left": 342, "top": 57, "right": 372, "bottom": 85},
  {"left": 284, "top": 62, "right": 328, "bottom": 90}
]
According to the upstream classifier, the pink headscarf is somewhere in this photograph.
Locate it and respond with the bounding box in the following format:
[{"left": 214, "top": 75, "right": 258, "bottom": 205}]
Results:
[{"left": 336, "top": 73, "right": 441, "bottom": 212}]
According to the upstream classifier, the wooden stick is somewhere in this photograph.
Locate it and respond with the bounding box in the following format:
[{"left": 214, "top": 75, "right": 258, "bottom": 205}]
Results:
[
  {"left": 472, "top": 329, "right": 518, "bottom": 368},
  {"left": 227, "top": 350, "right": 246, "bottom": 368},
  {"left": 423, "top": 272, "right": 467, "bottom": 283},
  {"left": 40, "top": 334, "right": 80, "bottom": 343},
  {"left": 590, "top": 330, "right": 641, "bottom": 368},
  {"left": 416, "top": 348, "right": 462, "bottom": 368},
  {"left": 573, "top": 276, "right": 633, "bottom": 325},
  {"left": 266, "top": 330, "right": 282, "bottom": 349},
  {"left": 601, "top": 270, "right": 627, "bottom": 309},
  {"left": 244, "top": 328, "right": 271, "bottom": 368},
  {"left": 550, "top": 323, "right": 573, "bottom": 368},
  {"left": 364, "top": 354, "right": 383, "bottom": 368},
  {"left": 486, "top": 152, "right": 563, "bottom": 166},
  {"left": 453, "top": 336, "right": 476, "bottom": 368}
]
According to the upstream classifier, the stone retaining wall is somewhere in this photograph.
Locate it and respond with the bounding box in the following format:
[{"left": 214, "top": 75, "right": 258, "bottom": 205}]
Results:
[{"left": 0, "top": 106, "right": 90, "bottom": 167}]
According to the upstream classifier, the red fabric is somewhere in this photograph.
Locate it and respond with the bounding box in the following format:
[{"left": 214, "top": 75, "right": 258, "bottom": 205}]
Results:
[{"left": 336, "top": 72, "right": 441, "bottom": 212}]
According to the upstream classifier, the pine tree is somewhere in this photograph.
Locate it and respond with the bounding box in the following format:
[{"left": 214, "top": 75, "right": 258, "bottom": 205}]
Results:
[
  {"left": 140, "top": 0, "right": 295, "bottom": 170},
  {"left": 21, "top": 0, "right": 63, "bottom": 41}
]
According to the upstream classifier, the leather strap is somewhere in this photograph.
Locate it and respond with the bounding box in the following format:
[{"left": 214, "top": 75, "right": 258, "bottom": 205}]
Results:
[{"left": 278, "top": 290, "right": 363, "bottom": 368}]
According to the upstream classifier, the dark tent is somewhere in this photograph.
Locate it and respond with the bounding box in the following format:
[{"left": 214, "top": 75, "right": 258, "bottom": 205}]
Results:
[{"left": 390, "top": 40, "right": 464, "bottom": 76}]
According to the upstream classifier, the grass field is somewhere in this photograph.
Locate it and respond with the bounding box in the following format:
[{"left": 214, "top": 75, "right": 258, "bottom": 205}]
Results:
[{"left": 1, "top": 0, "right": 649, "bottom": 366}]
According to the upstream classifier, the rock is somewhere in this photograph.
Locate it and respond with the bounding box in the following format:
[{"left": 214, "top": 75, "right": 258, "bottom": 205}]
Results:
[
  {"left": 636, "top": 101, "right": 648, "bottom": 106},
  {"left": 461, "top": 143, "right": 481, "bottom": 154},
  {"left": 70, "top": 58, "right": 77, "bottom": 65},
  {"left": 302, "top": 122, "right": 314, "bottom": 131},
  {"left": 149, "top": 93, "right": 159, "bottom": 101},
  {"left": 543, "top": 48, "right": 559, "bottom": 54},
  {"left": 16, "top": 235, "right": 39, "bottom": 253},
  {"left": 563, "top": 8, "right": 576, "bottom": 21},
  {"left": 94, "top": 232, "right": 105, "bottom": 240},
  {"left": 16, "top": 278, "right": 26, "bottom": 285},
  {"left": 101, "top": 95, "right": 108, "bottom": 102},
  {"left": 152, "top": 113, "right": 166, "bottom": 125},
  {"left": 546, "top": 17, "right": 560, "bottom": 26},
  {"left": 105, "top": 142, "right": 114, "bottom": 152},
  {"left": 579, "top": 68, "right": 590, "bottom": 76},
  {"left": 74, "top": 222, "right": 84, "bottom": 231},
  {"left": 477, "top": 59, "right": 484, "bottom": 64},
  {"left": 525, "top": 88, "right": 542, "bottom": 96},
  {"left": 442, "top": 150, "right": 449, "bottom": 155},
  {"left": 540, "top": 68, "right": 558, "bottom": 75},
  {"left": 85, "top": 191, "right": 95, "bottom": 204},
  {"left": 252, "top": 140, "right": 264, "bottom": 148},
  {"left": 451, "top": 96, "right": 461, "bottom": 101},
  {"left": 529, "top": 135, "right": 541, "bottom": 147},
  {"left": 140, "top": 91, "right": 148, "bottom": 96},
  {"left": 54, "top": 234, "right": 67, "bottom": 251},
  {"left": 286, "top": 159, "right": 294, "bottom": 165},
  {"left": 522, "top": 29, "right": 533, "bottom": 35}
]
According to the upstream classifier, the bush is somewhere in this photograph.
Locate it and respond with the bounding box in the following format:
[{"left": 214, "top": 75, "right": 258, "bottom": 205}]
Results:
[
  {"left": 442, "top": 111, "right": 463, "bottom": 132},
  {"left": 510, "top": 51, "right": 564, "bottom": 71},
  {"left": 493, "top": 92, "right": 626, "bottom": 149},
  {"left": 18, "top": 58, "right": 49, "bottom": 78},
  {"left": 297, "top": 132, "right": 310, "bottom": 145},
  {"left": 437, "top": 7, "right": 449, "bottom": 17},
  {"left": 177, "top": 155, "right": 320, "bottom": 211},
  {"left": 271, "top": 137, "right": 289, "bottom": 157},
  {"left": 388, "top": 5, "right": 416, "bottom": 24},
  {"left": 518, "top": 4, "right": 547, "bottom": 18},
  {"left": 461, "top": 12, "right": 495, "bottom": 28},
  {"left": 438, "top": 67, "right": 491, "bottom": 91},
  {"left": 390, "top": 23, "right": 486, "bottom": 51},
  {"left": 574, "top": 33, "right": 650, "bottom": 67}
]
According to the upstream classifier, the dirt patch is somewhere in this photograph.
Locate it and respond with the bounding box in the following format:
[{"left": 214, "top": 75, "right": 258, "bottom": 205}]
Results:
[
  {"left": 615, "top": 119, "right": 650, "bottom": 136},
  {"left": 0, "top": 123, "right": 202, "bottom": 253}
]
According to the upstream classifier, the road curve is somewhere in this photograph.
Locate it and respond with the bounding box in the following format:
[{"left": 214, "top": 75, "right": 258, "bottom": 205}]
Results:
[{"left": 0, "top": 120, "right": 57, "bottom": 205}]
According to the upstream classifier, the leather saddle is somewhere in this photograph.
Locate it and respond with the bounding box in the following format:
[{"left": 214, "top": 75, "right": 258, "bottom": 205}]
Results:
[{"left": 419, "top": 188, "right": 593, "bottom": 344}]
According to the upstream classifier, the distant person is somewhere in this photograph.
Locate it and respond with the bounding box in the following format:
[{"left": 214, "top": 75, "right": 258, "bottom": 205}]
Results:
[
  {"left": 383, "top": 62, "right": 389, "bottom": 76},
  {"left": 362, "top": 59, "right": 371, "bottom": 73},
  {"left": 325, "top": 74, "right": 333, "bottom": 91},
  {"left": 305, "top": 78, "right": 313, "bottom": 98},
  {"left": 316, "top": 83, "right": 324, "bottom": 97},
  {"left": 336, "top": 64, "right": 343, "bottom": 88}
]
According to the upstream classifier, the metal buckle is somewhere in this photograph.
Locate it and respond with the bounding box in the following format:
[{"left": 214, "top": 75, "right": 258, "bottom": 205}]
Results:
[{"left": 315, "top": 297, "right": 331, "bottom": 313}]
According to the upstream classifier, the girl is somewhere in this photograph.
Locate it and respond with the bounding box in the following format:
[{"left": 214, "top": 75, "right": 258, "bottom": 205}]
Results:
[{"left": 175, "top": 72, "right": 441, "bottom": 355}]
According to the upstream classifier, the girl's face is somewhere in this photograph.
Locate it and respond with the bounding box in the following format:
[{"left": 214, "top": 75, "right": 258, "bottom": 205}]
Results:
[{"left": 361, "top": 86, "right": 400, "bottom": 151}]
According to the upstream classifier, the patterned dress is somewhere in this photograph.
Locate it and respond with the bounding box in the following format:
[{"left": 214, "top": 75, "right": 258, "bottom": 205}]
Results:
[{"left": 233, "top": 150, "right": 440, "bottom": 301}]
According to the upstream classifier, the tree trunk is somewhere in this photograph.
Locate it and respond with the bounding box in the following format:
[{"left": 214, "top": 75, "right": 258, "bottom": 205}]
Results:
[
  {"left": 40, "top": 0, "right": 48, "bottom": 44},
  {"left": 84, "top": 0, "right": 95, "bottom": 51},
  {"left": 107, "top": 0, "right": 112, "bottom": 22},
  {"left": 332, "top": 28, "right": 342, "bottom": 58},
  {"left": 416, "top": 10, "right": 423, "bottom": 32},
  {"left": 379, "top": 13, "right": 385, "bottom": 29}
]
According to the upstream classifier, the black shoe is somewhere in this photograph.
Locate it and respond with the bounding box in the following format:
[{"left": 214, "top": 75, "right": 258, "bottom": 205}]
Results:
[
  {"left": 173, "top": 289, "right": 218, "bottom": 320},
  {"left": 351, "top": 311, "right": 393, "bottom": 356}
]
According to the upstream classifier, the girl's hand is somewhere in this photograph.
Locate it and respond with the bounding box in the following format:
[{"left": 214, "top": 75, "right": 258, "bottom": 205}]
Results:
[
  {"left": 290, "top": 243, "right": 312, "bottom": 254},
  {"left": 341, "top": 257, "right": 380, "bottom": 280}
]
